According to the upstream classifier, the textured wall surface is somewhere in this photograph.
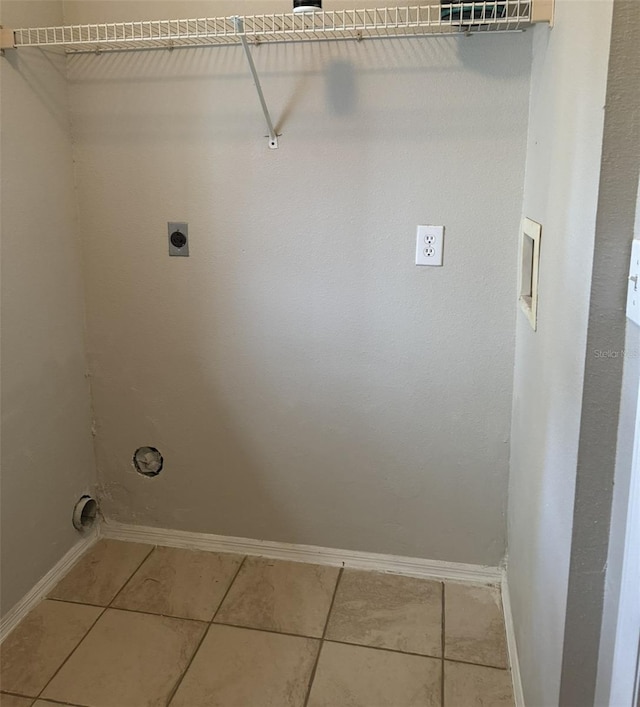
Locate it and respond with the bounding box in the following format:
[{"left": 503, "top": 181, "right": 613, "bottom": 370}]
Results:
[
  {"left": 507, "top": 1, "right": 615, "bottom": 705},
  {"left": 0, "top": 1, "right": 97, "bottom": 616},
  {"left": 66, "top": 0, "right": 532, "bottom": 565}
]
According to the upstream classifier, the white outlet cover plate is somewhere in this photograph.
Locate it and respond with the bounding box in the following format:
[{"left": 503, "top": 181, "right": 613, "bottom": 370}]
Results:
[
  {"left": 416, "top": 225, "right": 444, "bottom": 266},
  {"left": 626, "top": 240, "right": 640, "bottom": 326}
]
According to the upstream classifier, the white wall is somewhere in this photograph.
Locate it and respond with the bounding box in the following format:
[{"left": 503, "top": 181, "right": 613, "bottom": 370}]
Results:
[
  {"left": 0, "top": 1, "right": 97, "bottom": 615},
  {"left": 507, "top": 1, "right": 614, "bottom": 705},
  {"left": 65, "top": 0, "right": 532, "bottom": 565}
]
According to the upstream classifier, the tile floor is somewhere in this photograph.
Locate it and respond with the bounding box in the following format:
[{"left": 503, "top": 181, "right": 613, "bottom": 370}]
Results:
[{"left": 0, "top": 539, "right": 514, "bottom": 707}]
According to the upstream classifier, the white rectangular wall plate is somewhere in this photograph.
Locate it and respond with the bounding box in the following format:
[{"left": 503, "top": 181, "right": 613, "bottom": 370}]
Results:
[
  {"left": 415, "top": 225, "right": 444, "bottom": 266},
  {"left": 626, "top": 240, "right": 640, "bottom": 326}
]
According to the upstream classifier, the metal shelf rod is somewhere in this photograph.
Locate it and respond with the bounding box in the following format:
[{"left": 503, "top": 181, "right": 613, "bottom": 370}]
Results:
[{"left": 234, "top": 17, "right": 279, "bottom": 149}]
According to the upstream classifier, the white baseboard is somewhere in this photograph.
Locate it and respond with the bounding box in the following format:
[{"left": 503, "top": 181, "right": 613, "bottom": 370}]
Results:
[
  {"left": 501, "top": 573, "right": 525, "bottom": 707},
  {"left": 0, "top": 528, "right": 99, "bottom": 643},
  {"left": 101, "top": 520, "right": 502, "bottom": 584}
]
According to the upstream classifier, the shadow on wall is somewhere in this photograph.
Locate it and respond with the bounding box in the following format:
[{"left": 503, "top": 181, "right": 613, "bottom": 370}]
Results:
[
  {"left": 3, "top": 47, "right": 72, "bottom": 132},
  {"left": 65, "top": 33, "right": 530, "bottom": 140},
  {"left": 324, "top": 60, "right": 358, "bottom": 116}
]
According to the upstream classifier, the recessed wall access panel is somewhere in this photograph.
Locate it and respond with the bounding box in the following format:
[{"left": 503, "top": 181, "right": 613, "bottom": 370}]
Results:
[{"left": 519, "top": 217, "right": 541, "bottom": 331}]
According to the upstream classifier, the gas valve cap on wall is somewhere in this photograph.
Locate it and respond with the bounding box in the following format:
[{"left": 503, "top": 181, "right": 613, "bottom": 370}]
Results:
[{"left": 168, "top": 222, "right": 189, "bottom": 256}]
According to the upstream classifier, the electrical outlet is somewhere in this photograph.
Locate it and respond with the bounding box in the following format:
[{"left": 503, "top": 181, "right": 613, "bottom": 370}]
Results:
[{"left": 416, "top": 225, "right": 444, "bottom": 266}]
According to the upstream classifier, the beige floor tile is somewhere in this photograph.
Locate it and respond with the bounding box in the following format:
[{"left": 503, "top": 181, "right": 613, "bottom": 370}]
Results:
[
  {"left": 112, "top": 546, "right": 244, "bottom": 620},
  {"left": 0, "top": 600, "right": 101, "bottom": 696},
  {"left": 171, "top": 624, "right": 318, "bottom": 707},
  {"left": 33, "top": 702, "right": 78, "bottom": 706},
  {"left": 0, "top": 695, "right": 34, "bottom": 706},
  {"left": 445, "top": 582, "right": 508, "bottom": 668},
  {"left": 325, "top": 570, "right": 442, "bottom": 656},
  {"left": 445, "top": 660, "right": 514, "bottom": 706},
  {"left": 307, "top": 641, "right": 441, "bottom": 707},
  {"left": 214, "top": 557, "right": 339, "bottom": 637},
  {"left": 41, "top": 608, "right": 205, "bottom": 707},
  {"left": 48, "top": 539, "right": 153, "bottom": 606}
]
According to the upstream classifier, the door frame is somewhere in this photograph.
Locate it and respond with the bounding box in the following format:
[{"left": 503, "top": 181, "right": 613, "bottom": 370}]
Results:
[{"left": 608, "top": 365, "right": 640, "bottom": 706}]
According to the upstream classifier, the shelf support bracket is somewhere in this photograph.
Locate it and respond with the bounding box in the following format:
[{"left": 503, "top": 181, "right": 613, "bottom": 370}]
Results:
[
  {"left": 0, "top": 26, "right": 16, "bottom": 55},
  {"left": 233, "top": 17, "right": 279, "bottom": 149},
  {"left": 531, "top": 0, "right": 554, "bottom": 26}
]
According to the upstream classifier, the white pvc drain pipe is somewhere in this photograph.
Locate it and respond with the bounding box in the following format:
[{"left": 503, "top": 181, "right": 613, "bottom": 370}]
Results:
[{"left": 72, "top": 495, "right": 98, "bottom": 531}]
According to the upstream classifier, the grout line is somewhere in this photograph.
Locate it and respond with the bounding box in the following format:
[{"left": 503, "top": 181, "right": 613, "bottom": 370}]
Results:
[
  {"left": 0, "top": 690, "right": 86, "bottom": 706},
  {"left": 35, "top": 605, "right": 107, "bottom": 701},
  {"left": 46, "top": 597, "right": 106, "bottom": 609},
  {"left": 40, "top": 602, "right": 508, "bottom": 669},
  {"left": 165, "top": 623, "right": 212, "bottom": 706},
  {"left": 210, "top": 619, "right": 323, "bottom": 642},
  {"left": 166, "top": 556, "right": 249, "bottom": 707},
  {"left": 43, "top": 599, "right": 475, "bottom": 663},
  {"left": 320, "top": 568, "right": 344, "bottom": 641},
  {"left": 0, "top": 530, "right": 100, "bottom": 646},
  {"left": 26, "top": 696, "right": 86, "bottom": 707},
  {"left": 324, "top": 637, "right": 442, "bottom": 661},
  {"left": 302, "top": 566, "right": 344, "bottom": 707},
  {"left": 210, "top": 556, "right": 247, "bottom": 623},
  {"left": 444, "top": 656, "right": 511, "bottom": 671},
  {"left": 107, "top": 544, "right": 156, "bottom": 608},
  {"left": 31, "top": 544, "right": 155, "bottom": 704},
  {"left": 442, "top": 582, "right": 446, "bottom": 707},
  {"left": 46, "top": 598, "right": 207, "bottom": 625}
]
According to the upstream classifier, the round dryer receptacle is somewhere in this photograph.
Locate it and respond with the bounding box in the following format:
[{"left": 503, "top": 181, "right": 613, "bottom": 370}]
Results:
[
  {"left": 170, "top": 231, "right": 187, "bottom": 249},
  {"left": 72, "top": 495, "right": 98, "bottom": 532}
]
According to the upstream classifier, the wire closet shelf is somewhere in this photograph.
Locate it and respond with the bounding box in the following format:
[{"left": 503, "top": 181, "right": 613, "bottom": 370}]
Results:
[{"left": 7, "top": 2, "right": 535, "bottom": 54}]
